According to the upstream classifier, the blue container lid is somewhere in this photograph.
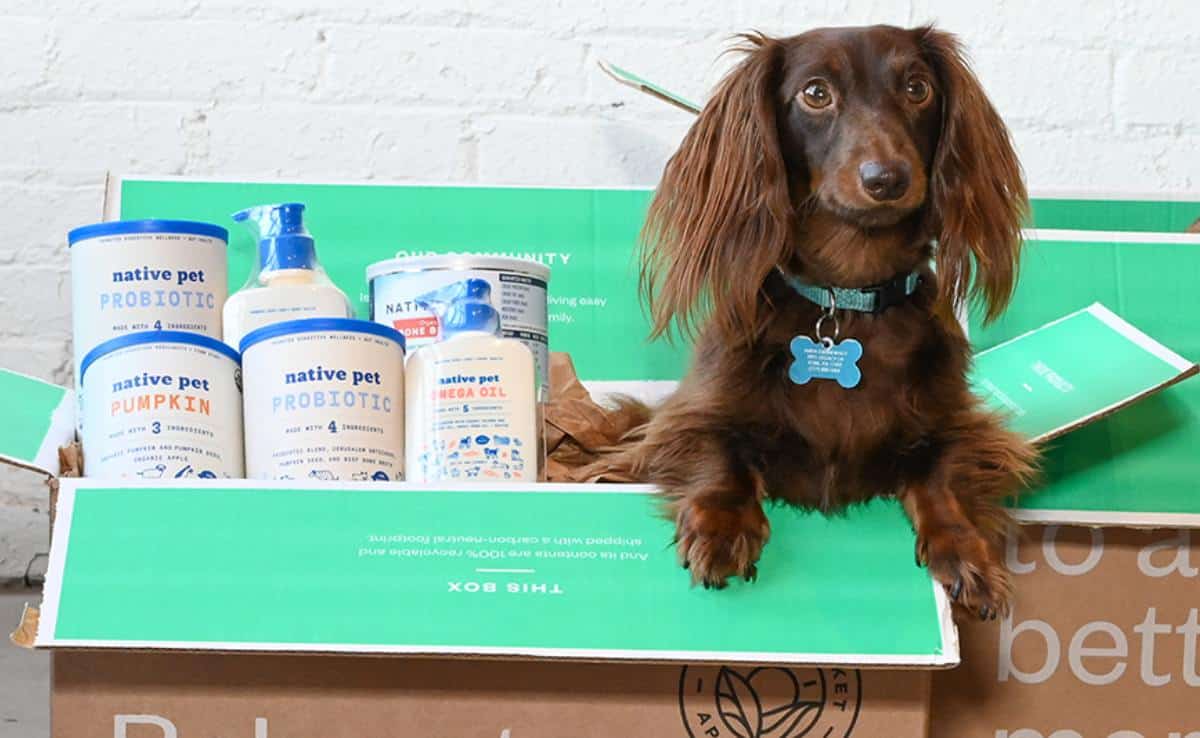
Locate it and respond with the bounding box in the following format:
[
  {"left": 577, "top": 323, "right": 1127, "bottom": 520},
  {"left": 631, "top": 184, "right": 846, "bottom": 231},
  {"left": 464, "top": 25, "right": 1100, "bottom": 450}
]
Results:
[
  {"left": 232, "top": 203, "right": 316, "bottom": 271},
  {"left": 68, "top": 219, "right": 229, "bottom": 246},
  {"left": 80, "top": 331, "right": 240, "bottom": 384},
  {"left": 239, "top": 318, "right": 407, "bottom": 355}
]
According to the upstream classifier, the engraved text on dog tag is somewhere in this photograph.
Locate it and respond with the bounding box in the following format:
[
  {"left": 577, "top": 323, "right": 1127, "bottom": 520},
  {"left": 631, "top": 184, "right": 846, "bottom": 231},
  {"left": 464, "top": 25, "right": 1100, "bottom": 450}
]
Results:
[{"left": 788, "top": 335, "right": 863, "bottom": 388}]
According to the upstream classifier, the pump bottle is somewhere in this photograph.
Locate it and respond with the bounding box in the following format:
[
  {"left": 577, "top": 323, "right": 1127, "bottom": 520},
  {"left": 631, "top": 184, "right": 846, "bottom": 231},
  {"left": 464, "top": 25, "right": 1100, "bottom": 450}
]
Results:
[
  {"left": 222, "top": 203, "right": 352, "bottom": 349},
  {"left": 405, "top": 278, "right": 540, "bottom": 483}
]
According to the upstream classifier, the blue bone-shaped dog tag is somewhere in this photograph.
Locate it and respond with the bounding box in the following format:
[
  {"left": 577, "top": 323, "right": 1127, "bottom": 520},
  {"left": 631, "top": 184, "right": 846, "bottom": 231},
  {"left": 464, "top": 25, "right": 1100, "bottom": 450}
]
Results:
[{"left": 788, "top": 335, "right": 863, "bottom": 388}]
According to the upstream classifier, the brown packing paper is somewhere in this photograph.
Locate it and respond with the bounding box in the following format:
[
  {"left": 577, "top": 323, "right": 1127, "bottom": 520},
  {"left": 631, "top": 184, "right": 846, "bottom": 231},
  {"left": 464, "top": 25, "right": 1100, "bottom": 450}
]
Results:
[
  {"left": 53, "top": 651, "right": 931, "bottom": 738},
  {"left": 932, "top": 525, "right": 1200, "bottom": 737},
  {"left": 8, "top": 603, "right": 39, "bottom": 649},
  {"left": 544, "top": 352, "right": 648, "bottom": 482},
  {"left": 58, "top": 443, "right": 82, "bottom": 480},
  {"left": 46, "top": 442, "right": 81, "bottom": 530}
]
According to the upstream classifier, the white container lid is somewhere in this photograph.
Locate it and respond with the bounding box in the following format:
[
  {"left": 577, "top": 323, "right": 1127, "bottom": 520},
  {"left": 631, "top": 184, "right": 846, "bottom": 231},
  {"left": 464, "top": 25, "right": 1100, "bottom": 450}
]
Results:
[
  {"left": 239, "top": 317, "right": 407, "bottom": 355},
  {"left": 366, "top": 253, "right": 551, "bottom": 283}
]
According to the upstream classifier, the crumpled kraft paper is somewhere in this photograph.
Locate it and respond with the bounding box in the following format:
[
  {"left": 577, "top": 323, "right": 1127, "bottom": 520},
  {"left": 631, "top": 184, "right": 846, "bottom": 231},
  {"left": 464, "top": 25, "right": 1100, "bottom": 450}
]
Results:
[{"left": 543, "top": 352, "right": 648, "bottom": 482}]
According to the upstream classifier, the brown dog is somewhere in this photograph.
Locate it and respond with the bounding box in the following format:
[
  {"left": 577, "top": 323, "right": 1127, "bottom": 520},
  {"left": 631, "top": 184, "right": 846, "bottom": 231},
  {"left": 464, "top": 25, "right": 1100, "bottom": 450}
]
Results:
[{"left": 599, "top": 25, "right": 1037, "bottom": 618}]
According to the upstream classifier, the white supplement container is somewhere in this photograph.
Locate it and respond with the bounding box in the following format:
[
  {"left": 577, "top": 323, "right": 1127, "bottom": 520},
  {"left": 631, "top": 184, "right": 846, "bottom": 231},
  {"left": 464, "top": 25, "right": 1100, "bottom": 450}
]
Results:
[
  {"left": 68, "top": 220, "right": 229, "bottom": 384},
  {"left": 367, "top": 255, "right": 550, "bottom": 399},
  {"left": 405, "top": 284, "right": 540, "bottom": 483},
  {"left": 79, "top": 331, "right": 244, "bottom": 480},
  {"left": 240, "top": 318, "right": 406, "bottom": 482},
  {"left": 223, "top": 203, "right": 353, "bottom": 350}
]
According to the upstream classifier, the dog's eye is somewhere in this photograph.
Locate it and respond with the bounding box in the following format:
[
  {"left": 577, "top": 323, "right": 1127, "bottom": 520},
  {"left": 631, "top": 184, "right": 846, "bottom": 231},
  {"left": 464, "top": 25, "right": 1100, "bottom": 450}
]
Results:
[
  {"left": 904, "top": 76, "right": 931, "bottom": 104},
  {"left": 801, "top": 80, "right": 834, "bottom": 109}
]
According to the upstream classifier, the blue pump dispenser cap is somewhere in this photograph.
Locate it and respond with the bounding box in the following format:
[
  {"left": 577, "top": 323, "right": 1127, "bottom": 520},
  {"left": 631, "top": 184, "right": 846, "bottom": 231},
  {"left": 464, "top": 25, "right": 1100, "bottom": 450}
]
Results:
[
  {"left": 232, "top": 202, "right": 316, "bottom": 270},
  {"left": 415, "top": 278, "right": 501, "bottom": 338}
]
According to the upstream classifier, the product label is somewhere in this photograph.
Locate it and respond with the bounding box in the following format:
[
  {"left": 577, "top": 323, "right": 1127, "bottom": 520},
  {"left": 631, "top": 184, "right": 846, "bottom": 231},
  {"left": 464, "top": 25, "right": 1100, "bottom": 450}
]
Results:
[
  {"left": 109, "top": 371, "right": 215, "bottom": 417},
  {"left": 104, "top": 265, "right": 215, "bottom": 311},
  {"left": 371, "top": 268, "right": 549, "bottom": 397},
  {"left": 70, "top": 232, "right": 228, "bottom": 376},
  {"left": 277, "top": 365, "right": 393, "bottom": 416},
  {"left": 243, "top": 332, "right": 405, "bottom": 482},
  {"left": 81, "top": 344, "right": 244, "bottom": 479},
  {"left": 407, "top": 351, "right": 537, "bottom": 483}
]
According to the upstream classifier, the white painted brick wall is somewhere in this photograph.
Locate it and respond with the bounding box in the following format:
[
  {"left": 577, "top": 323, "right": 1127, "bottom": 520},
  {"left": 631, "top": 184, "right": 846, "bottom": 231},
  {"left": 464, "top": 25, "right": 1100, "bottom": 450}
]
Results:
[{"left": 1, "top": 0, "right": 1198, "bottom": 577}]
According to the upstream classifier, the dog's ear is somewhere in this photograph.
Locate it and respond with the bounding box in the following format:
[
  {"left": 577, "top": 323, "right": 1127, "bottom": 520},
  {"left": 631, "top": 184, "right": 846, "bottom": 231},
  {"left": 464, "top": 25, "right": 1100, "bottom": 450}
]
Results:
[
  {"left": 642, "top": 34, "right": 792, "bottom": 343},
  {"left": 921, "top": 27, "right": 1027, "bottom": 323}
]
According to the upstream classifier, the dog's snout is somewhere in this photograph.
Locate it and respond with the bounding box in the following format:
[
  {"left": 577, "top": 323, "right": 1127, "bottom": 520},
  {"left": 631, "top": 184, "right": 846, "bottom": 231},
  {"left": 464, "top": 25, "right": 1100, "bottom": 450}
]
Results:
[{"left": 858, "top": 160, "right": 911, "bottom": 202}]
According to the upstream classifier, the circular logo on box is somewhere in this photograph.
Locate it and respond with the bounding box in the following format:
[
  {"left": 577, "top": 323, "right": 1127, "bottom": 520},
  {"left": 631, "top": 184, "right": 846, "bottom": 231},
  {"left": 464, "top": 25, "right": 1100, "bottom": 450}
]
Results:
[{"left": 678, "top": 665, "right": 861, "bottom": 738}]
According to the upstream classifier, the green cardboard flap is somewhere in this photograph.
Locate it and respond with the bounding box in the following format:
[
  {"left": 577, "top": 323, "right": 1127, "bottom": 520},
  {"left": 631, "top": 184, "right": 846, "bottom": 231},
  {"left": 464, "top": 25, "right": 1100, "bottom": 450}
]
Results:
[
  {"left": 38, "top": 480, "right": 957, "bottom": 667},
  {"left": 0, "top": 369, "right": 74, "bottom": 476},
  {"left": 1029, "top": 196, "right": 1200, "bottom": 233},
  {"left": 971, "top": 301, "right": 1197, "bottom": 443},
  {"left": 972, "top": 230, "right": 1200, "bottom": 527},
  {"left": 597, "top": 59, "right": 702, "bottom": 114}
]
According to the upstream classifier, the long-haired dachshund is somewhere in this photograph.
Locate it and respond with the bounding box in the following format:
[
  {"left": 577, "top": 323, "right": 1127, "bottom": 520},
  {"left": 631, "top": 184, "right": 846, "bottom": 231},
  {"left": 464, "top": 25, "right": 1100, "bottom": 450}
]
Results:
[{"left": 599, "top": 25, "right": 1037, "bottom": 618}]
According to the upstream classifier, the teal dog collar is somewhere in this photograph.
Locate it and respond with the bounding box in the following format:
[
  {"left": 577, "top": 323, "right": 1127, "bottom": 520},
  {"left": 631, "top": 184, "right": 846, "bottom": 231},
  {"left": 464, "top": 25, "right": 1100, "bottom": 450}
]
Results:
[{"left": 781, "top": 269, "right": 921, "bottom": 314}]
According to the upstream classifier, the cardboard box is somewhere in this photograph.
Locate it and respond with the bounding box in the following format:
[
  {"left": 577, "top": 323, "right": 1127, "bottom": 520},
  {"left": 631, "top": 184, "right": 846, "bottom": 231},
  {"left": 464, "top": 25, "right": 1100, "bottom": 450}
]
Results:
[
  {"left": 10, "top": 174, "right": 964, "bottom": 737},
  {"left": 9, "top": 175, "right": 1200, "bottom": 737},
  {"left": 23, "top": 480, "right": 951, "bottom": 737}
]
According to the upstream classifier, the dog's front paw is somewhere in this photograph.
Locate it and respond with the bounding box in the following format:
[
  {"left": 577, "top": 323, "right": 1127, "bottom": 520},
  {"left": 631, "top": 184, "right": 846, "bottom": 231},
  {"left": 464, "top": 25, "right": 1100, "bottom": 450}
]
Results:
[
  {"left": 673, "top": 498, "right": 770, "bottom": 589},
  {"left": 917, "top": 524, "right": 1011, "bottom": 620}
]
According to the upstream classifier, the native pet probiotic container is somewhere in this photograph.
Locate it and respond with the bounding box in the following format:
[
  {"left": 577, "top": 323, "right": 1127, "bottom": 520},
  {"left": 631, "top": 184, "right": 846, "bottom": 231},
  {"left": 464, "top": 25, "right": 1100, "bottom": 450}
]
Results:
[
  {"left": 240, "top": 318, "right": 406, "bottom": 482},
  {"left": 68, "top": 220, "right": 229, "bottom": 383},
  {"left": 79, "top": 331, "right": 244, "bottom": 480},
  {"left": 367, "top": 255, "right": 550, "bottom": 398}
]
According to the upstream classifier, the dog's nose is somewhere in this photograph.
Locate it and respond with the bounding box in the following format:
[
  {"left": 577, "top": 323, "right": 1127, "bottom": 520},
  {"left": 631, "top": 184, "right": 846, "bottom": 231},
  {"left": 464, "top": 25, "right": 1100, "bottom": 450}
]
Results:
[{"left": 859, "top": 161, "right": 911, "bottom": 202}]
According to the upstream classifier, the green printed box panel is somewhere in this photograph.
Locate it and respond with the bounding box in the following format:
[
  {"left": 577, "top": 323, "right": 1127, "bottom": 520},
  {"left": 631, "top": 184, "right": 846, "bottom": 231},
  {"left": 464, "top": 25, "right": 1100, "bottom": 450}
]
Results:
[
  {"left": 1030, "top": 197, "right": 1200, "bottom": 233},
  {"left": 49, "top": 485, "right": 947, "bottom": 661},
  {"left": 119, "top": 180, "right": 685, "bottom": 383},
  {"left": 969, "top": 236, "right": 1200, "bottom": 516}
]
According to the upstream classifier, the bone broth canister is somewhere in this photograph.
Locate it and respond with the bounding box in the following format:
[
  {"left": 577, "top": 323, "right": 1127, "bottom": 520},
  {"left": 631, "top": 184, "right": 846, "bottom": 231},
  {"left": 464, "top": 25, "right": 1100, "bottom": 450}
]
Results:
[
  {"left": 367, "top": 255, "right": 550, "bottom": 398},
  {"left": 79, "top": 331, "right": 244, "bottom": 480},
  {"left": 240, "top": 318, "right": 406, "bottom": 482}
]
